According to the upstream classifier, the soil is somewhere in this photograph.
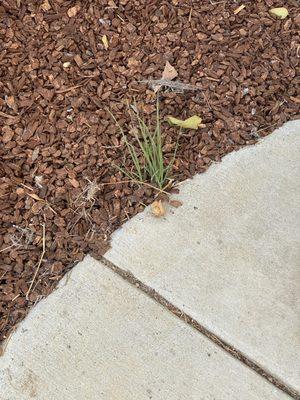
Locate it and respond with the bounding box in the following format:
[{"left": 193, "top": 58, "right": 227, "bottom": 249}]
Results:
[{"left": 0, "top": 0, "right": 299, "bottom": 343}]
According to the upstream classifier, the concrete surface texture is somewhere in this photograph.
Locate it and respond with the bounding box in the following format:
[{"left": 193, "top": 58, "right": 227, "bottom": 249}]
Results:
[
  {"left": 0, "top": 257, "right": 288, "bottom": 400},
  {"left": 106, "top": 120, "right": 300, "bottom": 392}
]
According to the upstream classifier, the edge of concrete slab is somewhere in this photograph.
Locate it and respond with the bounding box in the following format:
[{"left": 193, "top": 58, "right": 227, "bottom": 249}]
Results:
[{"left": 102, "top": 120, "right": 300, "bottom": 398}]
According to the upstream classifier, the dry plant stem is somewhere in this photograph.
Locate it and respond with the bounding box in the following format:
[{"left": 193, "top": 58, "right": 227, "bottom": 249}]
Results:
[
  {"left": 26, "top": 223, "right": 46, "bottom": 300},
  {"left": 0, "top": 244, "right": 20, "bottom": 253},
  {"left": 99, "top": 179, "right": 170, "bottom": 195},
  {"left": 140, "top": 79, "right": 201, "bottom": 92},
  {"left": 0, "top": 326, "right": 16, "bottom": 356},
  {"left": 56, "top": 85, "right": 83, "bottom": 94}
]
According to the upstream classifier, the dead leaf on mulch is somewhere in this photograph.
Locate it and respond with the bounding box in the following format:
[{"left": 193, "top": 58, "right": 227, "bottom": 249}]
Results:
[
  {"left": 269, "top": 7, "right": 289, "bottom": 19},
  {"left": 167, "top": 115, "right": 203, "bottom": 130},
  {"left": 153, "top": 61, "right": 178, "bottom": 93}
]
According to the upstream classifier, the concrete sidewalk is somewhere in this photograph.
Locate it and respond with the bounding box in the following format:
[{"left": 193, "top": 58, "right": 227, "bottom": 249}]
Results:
[
  {"left": 106, "top": 120, "right": 300, "bottom": 392},
  {"left": 0, "top": 121, "right": 299, "bottom": 399},
  {"left": 0, "top": 257, "right": 289, "bottom": 400}
]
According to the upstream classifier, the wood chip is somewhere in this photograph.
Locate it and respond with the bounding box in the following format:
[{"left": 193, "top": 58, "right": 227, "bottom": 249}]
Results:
[
  {"left": 67, "top": 5, "right": 81, "bottom": 18},
  {"left": 169, "top": 200, "right": 183, "bottom": 208}
]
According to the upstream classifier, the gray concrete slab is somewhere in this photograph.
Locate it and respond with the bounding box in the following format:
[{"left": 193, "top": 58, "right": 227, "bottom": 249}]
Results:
[
  {"left": 0, "top": 257, "right": 289, "bottom": 400},
  {"left": 106, "top": 121, "right": 300, "bottom": 391}
]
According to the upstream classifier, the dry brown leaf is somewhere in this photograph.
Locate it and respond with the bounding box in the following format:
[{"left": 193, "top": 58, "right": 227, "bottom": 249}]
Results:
[
  {"left": 151, "top": 200, "right": 166, "bottom": 217},
  {"left": 162, "top": 61, "right": 178, "bottom": 80},
  {"left": 154, "top": 61, "right": 178, "bottom": 93},
  {"left": 67, "top": 5, "right": 81, "bottom": 18},
  {"left": 169, "top": 200, "right": 183, "bottom": 208}
]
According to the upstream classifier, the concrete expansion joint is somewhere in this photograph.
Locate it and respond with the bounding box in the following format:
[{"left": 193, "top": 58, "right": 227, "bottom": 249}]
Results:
[{"left": 99, "top": 254, "right": 300, "bottom": 400}]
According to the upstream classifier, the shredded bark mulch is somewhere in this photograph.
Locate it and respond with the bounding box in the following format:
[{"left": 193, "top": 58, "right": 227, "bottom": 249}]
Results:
[{"left": 0, "top": 0, "right": 299, "bottom": 343}]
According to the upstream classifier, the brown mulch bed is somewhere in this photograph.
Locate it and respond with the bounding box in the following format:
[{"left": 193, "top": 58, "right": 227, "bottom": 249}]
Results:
[{"left": 0, "top": 0, "right": 299, "bottom": 343}]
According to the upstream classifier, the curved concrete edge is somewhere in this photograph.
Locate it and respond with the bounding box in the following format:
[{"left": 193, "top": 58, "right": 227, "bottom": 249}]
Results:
[{"left": 105, "top": 120, "right": 300, "bottom": 391}]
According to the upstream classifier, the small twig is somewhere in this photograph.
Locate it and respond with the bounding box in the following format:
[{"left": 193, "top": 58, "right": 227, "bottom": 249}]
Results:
[
  {"left": 56, "top": 77, "right": 92, "bottom": 94},
  {"left": 201, "top": 91, "right": 212, "bottom": 110},
  {"left": 20, "top": 183, "right": 34, "bottom": 191},
  {"left": 210, "top": 0, "right": 226, "bottom": 4},
  {"left": 0, "top": 244, "right": 20, "bottom": 253},
  {"left": 26, "top": 192, "right": 57, "bottom": 215},
  {"left": 256, "top": 123, "right": 278, "bottom": 133},
  {"left": 99, "top": 179, "right": 170, "bottom": 195},
  {"left": 140, "top": 79, "right": 201, "bottom": 92},
  {"left": 56, "top": 84, "right": 84, "bottom": 94},
  {"left": 26, "top": 224, "right": 46, "bottom": 300},
  {"left": 0, "top": 270, "right": 8, "bottom": 280},
  {"left": 0, "top": 326, "right": 16, "bottom": 356}
]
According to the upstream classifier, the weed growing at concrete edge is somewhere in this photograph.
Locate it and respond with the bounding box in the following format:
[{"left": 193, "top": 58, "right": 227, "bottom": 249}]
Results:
[{"left": 108, "top": 101, "right": 177, "bottom": 189}]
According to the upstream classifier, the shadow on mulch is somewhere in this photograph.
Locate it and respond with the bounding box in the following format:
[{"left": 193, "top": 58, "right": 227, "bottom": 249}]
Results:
[{"left": 0, "top": 0, "right": 299, "bottom": 343}]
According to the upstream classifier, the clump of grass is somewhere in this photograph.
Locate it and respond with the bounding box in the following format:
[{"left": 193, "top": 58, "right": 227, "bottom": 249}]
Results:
[{"left": 109, "top": 101, "right": 177, "bottom": 189}]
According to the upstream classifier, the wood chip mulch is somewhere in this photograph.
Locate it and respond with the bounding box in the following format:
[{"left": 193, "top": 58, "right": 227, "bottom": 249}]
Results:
[{"left": 0, "top": 0, "right": 299, "bottom": 343}]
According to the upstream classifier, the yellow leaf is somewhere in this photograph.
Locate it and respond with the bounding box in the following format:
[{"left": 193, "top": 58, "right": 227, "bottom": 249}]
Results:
[
  {"left": 269, "top": 7, "right": 289, "bottom": 19},
  {"left": 167, "top": 115, "right": 202, "bottom": 130},
  {"left": 151, "top": 200, "right": 166, "bottom": 218},
  {"left": 102, "top": 35, "right": 109, "bottom": 50}
]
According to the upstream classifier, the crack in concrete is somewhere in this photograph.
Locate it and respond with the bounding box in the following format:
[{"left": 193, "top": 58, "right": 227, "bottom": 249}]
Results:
[{"left": 98, "top": 254, "right": 299, "bottom": 400}]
